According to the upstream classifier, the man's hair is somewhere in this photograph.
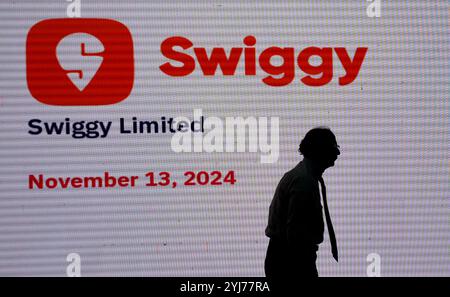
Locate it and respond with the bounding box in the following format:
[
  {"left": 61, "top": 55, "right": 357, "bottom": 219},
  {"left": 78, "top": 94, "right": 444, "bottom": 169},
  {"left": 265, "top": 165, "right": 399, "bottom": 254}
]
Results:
[{"left": 298, "top": 126, "right": 337, "bottom": 159}]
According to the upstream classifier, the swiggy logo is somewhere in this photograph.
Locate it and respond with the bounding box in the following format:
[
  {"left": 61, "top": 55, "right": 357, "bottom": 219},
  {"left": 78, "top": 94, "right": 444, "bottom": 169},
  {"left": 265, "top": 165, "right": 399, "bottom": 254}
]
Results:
[{"left": 26, "top": 18, "right": 134, "bottom": 106}]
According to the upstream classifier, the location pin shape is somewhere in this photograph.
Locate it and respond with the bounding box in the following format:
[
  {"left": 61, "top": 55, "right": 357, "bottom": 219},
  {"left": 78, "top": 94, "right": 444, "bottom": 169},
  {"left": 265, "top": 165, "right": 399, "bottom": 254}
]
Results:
[{"left": 56, "top": 33, "right": 105, "bottom": 91}]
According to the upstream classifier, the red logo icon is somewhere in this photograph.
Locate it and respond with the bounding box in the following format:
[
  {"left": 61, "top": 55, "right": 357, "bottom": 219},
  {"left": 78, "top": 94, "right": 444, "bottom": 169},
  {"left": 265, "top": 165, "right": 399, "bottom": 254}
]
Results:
[{"left": 26, "top": 18, "right": 134, "bottom": 106}]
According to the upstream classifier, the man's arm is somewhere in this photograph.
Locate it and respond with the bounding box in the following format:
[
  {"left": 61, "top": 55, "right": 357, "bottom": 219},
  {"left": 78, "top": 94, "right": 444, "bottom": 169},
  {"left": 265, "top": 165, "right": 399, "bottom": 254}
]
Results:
[{"left": 286, "top": 187, "right": 316, "bottom": 251}]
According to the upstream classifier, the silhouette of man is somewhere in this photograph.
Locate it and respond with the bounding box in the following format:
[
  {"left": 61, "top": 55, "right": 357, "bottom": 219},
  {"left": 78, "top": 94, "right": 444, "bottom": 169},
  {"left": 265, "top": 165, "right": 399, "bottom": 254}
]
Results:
[{"left": 265, "top": 127, "right": 340, "bottom": 291}]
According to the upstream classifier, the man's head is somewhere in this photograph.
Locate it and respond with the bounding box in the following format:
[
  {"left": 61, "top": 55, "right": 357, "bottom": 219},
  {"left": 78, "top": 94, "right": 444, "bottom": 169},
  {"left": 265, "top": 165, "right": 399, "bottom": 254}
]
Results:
[{"left": 298, "top": 127, "right": 340, "bottom": 171}]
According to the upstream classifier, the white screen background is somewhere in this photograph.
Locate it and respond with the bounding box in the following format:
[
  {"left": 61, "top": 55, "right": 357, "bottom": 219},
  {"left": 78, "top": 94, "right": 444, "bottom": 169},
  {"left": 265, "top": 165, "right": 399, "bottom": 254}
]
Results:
[{"left": 0, "top": 0, "right": 448, "bottom": 276}]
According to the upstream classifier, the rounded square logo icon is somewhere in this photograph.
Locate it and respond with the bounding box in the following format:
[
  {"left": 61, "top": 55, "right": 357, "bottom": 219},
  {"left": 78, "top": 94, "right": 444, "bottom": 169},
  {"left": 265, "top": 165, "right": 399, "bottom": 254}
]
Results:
[{"left": 26, "top": 18, "right": 134, "bottom": 106}]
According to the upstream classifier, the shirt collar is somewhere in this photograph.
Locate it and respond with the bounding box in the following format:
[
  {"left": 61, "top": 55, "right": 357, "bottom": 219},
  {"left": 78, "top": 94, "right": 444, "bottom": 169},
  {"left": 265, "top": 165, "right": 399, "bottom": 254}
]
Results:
[{"left": 300, "top": 157, "right": 323, "bottom": 180}]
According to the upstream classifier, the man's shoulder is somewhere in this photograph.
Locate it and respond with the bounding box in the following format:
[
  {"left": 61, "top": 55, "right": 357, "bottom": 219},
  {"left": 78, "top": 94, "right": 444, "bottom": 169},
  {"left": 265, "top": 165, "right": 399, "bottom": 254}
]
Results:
[{"left": 283, "top": 164, "right": 316, "bottom": 193}]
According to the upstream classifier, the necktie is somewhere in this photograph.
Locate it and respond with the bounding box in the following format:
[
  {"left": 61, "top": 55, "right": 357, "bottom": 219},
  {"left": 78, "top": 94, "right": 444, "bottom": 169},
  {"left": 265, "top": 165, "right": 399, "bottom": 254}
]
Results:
[{"left": 318, "top": 176, "right": 339, "bottom": 262}]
